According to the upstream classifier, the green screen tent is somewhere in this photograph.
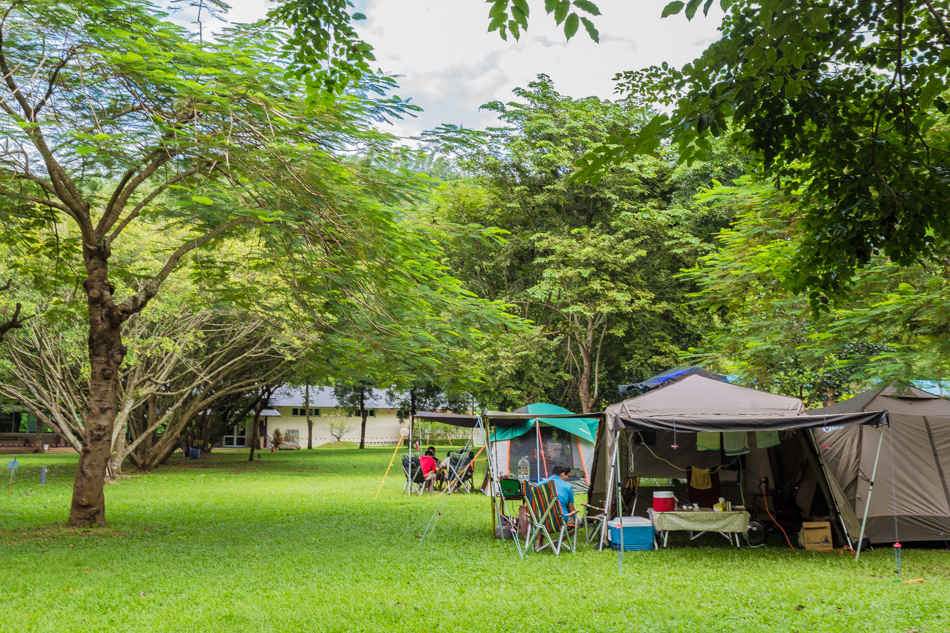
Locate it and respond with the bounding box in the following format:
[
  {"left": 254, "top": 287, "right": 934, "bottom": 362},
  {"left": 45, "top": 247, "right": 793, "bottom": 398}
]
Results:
[{"left": 490, "top": 402, "right": 598, "bottom": 490}]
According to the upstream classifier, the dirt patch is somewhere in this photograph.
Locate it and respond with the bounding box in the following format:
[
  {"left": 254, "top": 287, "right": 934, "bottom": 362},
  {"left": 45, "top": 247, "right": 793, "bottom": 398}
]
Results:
[{"left": 1, "top": 523, "right": 132, "bottom": 545}]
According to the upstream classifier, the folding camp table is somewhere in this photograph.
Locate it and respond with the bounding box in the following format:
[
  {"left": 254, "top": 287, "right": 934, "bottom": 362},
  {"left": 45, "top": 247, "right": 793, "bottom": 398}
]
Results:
[{"left": 650, "top": 509, "right": 750, "bottom": 548}]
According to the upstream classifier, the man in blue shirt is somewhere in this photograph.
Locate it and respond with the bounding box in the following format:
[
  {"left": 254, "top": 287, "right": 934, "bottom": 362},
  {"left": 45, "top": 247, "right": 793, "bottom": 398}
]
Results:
[{"left": 542, "top": 465, "right": 576, "bottom": 521}]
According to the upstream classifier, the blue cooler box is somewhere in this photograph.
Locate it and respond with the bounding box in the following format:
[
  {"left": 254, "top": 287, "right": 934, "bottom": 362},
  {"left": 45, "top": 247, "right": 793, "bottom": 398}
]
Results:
[{"left": 608, "top": 517, "right": 655, "bottom": 551}]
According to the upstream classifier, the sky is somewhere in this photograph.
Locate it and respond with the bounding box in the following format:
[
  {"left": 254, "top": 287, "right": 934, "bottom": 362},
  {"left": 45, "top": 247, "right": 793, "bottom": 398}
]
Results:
[{"left": 208, "top": 0, "right": 726, "bottom": 139}]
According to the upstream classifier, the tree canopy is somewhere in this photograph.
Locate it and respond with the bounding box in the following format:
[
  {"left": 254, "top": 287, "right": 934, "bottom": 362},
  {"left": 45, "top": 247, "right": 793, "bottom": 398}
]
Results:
[
  {"left": 572, "top": 0, "right": 950, "bottom": 307},
  {"left": 683, "top": 177, "right": 950, "bottom": 402},
  {"left": 0, "top": 0, "right": 520, "bottom": 525},
  {"left": 425, "top": 76, "right": 730, "bottom": 412}
]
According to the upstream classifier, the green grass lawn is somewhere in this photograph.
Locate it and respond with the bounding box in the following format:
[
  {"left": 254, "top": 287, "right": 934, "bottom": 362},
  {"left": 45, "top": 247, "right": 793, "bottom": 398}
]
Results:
[{"left": 1, "top": 448, "right": 948, "bottom": 632}]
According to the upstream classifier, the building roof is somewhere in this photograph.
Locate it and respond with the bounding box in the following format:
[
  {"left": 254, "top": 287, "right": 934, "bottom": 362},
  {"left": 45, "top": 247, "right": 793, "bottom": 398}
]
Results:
[{"left": 268, "top": 386, "right": 401, "bottom": 409}]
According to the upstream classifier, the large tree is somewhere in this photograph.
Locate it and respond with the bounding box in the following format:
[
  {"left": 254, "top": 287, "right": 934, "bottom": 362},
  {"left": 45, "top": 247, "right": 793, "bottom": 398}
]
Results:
[
  {"left": 426, "top": 77, "right": 722, "bottom": 412},
  {"left": 0, "top": 0, "right": 517, "bottom": 526}
]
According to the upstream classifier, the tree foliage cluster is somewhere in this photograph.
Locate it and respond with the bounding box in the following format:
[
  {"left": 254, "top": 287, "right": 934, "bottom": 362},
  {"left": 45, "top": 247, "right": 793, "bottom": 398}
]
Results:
[
  {"left": 683, "top": 178, "right": 950, "bottom": 403},
  {"left": 580, "top": 0, "right": 950, "bottom": 308},
  {"left": 423, "top": 76, "right": 744, "bottom": 412}
]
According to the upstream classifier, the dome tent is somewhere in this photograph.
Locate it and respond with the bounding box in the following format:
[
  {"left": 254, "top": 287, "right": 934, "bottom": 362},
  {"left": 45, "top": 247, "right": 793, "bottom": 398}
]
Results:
[
  {"left": 812, "top": 385, "right": 950, "bottom": 545},
  {"left": 491, "top": 402, "right": 598, "bottom": 490}
]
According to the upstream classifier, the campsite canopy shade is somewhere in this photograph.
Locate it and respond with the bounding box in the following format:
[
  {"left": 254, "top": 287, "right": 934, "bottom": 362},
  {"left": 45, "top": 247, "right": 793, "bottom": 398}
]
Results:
[
  {"left": 606, "top": 375, "right": 887, "bottom": 431},
  {"left": 414, "top": 410, "right": 604, "bottom": 427},
  {"left": 592, "top": 375, "right": 889, "bottom": 557},
  {"left": 491, "top": 403, "right": 599, "bottom": 442}
]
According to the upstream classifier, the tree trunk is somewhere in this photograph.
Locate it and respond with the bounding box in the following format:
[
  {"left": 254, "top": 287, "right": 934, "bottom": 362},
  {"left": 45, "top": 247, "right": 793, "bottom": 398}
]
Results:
[
  {"left": 68, "top": 250, "right": 126, "bottom": 527},
  {"left": 358, "top": 390, "right": 367, "bottom": 449},
  {"left": 576, "top": 317, "right": 596, "bottom": 414},
  {"left": 305, "top": 385, "right": 313, "bottom": 450},
  {"left": 249, "top": 409, "right": 261, "bottom": 462},
  {"left": 32, "top": 416, "right": 45, "bottom": 454}
]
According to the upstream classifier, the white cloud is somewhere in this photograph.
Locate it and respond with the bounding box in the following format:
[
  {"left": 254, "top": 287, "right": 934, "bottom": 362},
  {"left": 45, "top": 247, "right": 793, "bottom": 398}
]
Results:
[{"left": 213, "top": 0, "right": 725, "bottom": 137}]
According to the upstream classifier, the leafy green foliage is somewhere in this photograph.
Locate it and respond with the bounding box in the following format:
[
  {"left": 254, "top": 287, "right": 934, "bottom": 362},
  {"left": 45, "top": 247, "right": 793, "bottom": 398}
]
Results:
[
  {"left": 578, "top": 0, "right": 950, "bottom": 307},
  {"left": 425, "top": 76, "right": 719, "bottom": 411},
  {"left": 683, "top": 177, "right": 950, "bottom": 401},
  {"left": 266, "top": 0, "right": 376, "bottom": 97},
  {"left": 488, "top": 0, "right": 600, "bottom": 41}
]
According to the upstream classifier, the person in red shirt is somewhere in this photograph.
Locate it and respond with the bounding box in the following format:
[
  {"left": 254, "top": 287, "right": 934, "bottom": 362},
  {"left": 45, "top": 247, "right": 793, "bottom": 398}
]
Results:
[{"left": 420, "top": 448, "right": 438, "bottom": 492}]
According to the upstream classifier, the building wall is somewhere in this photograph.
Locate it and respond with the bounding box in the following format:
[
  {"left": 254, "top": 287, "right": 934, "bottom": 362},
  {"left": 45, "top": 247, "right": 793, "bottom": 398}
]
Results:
[{"left": 253, "top": 407, "right": 405, "bottom": 447}]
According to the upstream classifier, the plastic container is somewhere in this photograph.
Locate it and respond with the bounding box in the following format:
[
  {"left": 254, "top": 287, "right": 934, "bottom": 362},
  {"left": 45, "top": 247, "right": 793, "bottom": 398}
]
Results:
[
  {"left": 608, "top": 517, "right": 655, "bottom": 551},
  {"left": 653, "top": 490, "right": 675, "bottom": 512},
  {"left": 518, "top": 456, "right": 530, "bottom": 482}
]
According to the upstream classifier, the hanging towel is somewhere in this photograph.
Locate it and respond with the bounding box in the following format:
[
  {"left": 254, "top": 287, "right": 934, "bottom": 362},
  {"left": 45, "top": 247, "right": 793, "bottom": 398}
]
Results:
[
  {"left": 696, "top": 432, "right": 721, "bottom": 451},
  {"left": 723, "top": 431, "right": 749, "bottom": 456},
  {"left": 756, "top": 430, "right": 780, "bottom": 449},
  {"left": 690, "top": 467, "right": 712, "bottom": 490}
]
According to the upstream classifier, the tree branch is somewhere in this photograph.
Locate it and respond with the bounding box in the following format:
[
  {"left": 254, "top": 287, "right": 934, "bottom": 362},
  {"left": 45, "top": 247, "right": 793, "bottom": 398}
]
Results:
[{"left": 116, "top": 216, "right": 260, "bottom": 318}]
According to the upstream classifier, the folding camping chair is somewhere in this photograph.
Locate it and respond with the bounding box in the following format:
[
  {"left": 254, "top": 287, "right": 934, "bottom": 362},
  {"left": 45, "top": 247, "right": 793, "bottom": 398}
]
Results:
[
  {"left": 585, "top": 477, "right": 639, "bottom": 545},
  {"left": 581, "top": 501, "right": 607, "bottom": 544},
  {"left": 523, "top": 480, "right": 578, "bottom": 557},
  {"left": 402, "top": 454, "right": 427, "bottom": 495},
  {"left": 444, "top": 451, "right": 474, "bottom": 494}
]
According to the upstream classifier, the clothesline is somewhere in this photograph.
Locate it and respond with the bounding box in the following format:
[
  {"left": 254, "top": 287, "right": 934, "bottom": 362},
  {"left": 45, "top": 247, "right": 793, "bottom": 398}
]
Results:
[{"left": 632, "top": 431, "right": 743, "bottom": 474}]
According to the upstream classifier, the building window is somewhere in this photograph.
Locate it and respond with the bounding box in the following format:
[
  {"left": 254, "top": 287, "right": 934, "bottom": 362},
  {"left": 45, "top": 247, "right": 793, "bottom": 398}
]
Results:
[
  {"left": 0, "top": 411, "right": 25, "bottom": 434},
  {"left": 291, "top": 408, "right": 320, "bottom": 417},
  {"left": 348, "top": 409, "right": 376, "bottom": 417}
]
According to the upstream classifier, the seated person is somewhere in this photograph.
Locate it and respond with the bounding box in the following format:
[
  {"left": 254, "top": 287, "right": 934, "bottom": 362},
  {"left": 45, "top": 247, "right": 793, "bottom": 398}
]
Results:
[
  {"left": 420, "top": 448, "right": 439, "bottom": 491},
  {"left": 438, "top": 452, "right": 453, "bottom": 490},
  {"left": 541, "top": 465, "right": 577, "bottom": 522}
]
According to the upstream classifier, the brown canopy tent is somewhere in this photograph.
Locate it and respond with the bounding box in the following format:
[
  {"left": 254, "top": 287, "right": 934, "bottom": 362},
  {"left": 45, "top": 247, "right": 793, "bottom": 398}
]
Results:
[
  {"left": 590, "top": 375, "right": 889, "bottom": 558},
  {"left": 812, "top": 385, "right": 950, "bottom": 545}
]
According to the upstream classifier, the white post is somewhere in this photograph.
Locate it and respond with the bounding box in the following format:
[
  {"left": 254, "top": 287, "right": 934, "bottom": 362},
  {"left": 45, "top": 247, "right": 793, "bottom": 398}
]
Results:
[
  {"left": 855, "top": 424, "right": 887, "bottom": 562},
  {"left": 615, "top": 427, "right": 624, "bottom": 573},
  {"left": 599, "top": 421, "right": 620, "bottom": 550}
]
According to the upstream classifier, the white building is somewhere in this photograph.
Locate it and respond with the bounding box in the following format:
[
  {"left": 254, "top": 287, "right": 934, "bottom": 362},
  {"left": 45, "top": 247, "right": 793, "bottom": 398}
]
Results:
[{"left": 228, "top": 386, "right": 407, "bottom": 448}]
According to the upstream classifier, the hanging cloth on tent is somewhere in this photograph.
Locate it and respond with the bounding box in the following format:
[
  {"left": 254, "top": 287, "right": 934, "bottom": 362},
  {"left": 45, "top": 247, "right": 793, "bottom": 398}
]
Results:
[
  {"left": 723, "top": 432, "right": 749, "bottom": 456},
  {"left": 690, "top": 467, "right": 713, "bottom": 490},
  {"left": 697, "top": 432, "right": 721, "bottom": 451},
  {"left": 756, "top": 430, "right": 780, "bottom": 449}
]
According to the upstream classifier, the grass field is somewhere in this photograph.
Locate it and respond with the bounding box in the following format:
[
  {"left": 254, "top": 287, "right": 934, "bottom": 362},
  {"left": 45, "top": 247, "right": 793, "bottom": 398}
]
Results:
[{"left": 1, "top": 448, "right": 948, "bottom": 632}]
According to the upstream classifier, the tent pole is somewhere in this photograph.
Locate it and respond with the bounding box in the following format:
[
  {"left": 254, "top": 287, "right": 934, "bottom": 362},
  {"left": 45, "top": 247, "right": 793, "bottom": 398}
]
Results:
[
  {"left": 536, "top": 419, "right": 542, "bottom": 481},
  {"left": 855, "top": 424, "right": 887, "bottom": 562},
  {"left": 375, "top": 435, "right": 404, "bottom": 500},
  {"left": 599, "top": 422, "right": 620, "bottom": 551},
  {"left": 615, "top": 426, "right": 624, "bottom": 573},
  {"left": 806, "top": 429, "right": 853, "bottom": 548},
  {"left": 486, "top": 415, "right": 523, "bottom": 558}
]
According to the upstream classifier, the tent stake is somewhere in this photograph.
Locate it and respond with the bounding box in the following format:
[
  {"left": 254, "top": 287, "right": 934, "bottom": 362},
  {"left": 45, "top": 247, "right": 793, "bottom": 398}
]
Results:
[{"left": 855, "top": 424, "right": 887, "bottom": 562}]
